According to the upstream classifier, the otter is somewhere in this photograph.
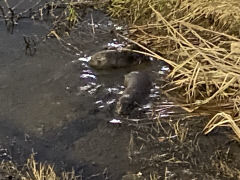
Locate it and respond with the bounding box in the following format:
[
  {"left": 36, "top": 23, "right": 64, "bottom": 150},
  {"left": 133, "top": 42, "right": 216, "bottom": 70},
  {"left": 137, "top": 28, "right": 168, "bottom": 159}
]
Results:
[
  {"left": 89, "top": 50, "right": 146, "bottom": 69},
  {"left": 116, "top": 71, "right": 152, "bottom": 115}
]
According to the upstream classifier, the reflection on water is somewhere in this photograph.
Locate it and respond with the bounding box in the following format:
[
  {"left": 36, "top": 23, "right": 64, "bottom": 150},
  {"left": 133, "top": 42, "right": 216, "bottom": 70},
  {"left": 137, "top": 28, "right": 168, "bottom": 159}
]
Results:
[
  {"left": 80, "top": 73, "right": 97, "bottom": 79},
  {"left": 77, "top": 56, "right": 91, "bottom": 62},
  {"left": 106, "top": 99, "right": 116, "bottom": 105}
]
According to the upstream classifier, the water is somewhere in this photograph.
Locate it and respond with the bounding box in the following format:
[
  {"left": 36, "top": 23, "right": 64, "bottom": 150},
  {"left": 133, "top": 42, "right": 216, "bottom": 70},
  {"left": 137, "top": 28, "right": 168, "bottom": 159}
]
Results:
[
  {"left": 1, "top": 1, "right": 240, "bottom": 180},
  {"left": 0, "top": 2, "right": 169, "bottom": 179}
]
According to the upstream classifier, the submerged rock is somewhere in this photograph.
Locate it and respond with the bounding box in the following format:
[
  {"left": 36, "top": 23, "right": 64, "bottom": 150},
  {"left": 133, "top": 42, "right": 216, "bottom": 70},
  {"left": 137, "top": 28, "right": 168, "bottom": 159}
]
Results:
[
  {"left": 89, "top": 50, "right": 146, "bottom": 69},
  {"left": 116, "top": 71, "right": 152, "bottom": 115}
]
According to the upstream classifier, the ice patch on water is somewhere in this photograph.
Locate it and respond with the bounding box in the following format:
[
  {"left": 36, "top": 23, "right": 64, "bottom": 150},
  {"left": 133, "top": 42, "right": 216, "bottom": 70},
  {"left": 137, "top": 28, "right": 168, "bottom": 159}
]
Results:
[
  {"left": 95, "top": 100, "right": 103, "bottom": 104},
  {"left": 161, "top": 66, "right": 169, "bottom": 71},
  {"left": 82, "top": 69, "right": 93, "bottom": 73},
  {"left": 78, "top": 56, "right": 91, "bottom": 62},
  {"left": 90, "top": 82, "right": 97, "bottom": 86},
  {"left": 118, "top": 91, "right": 124, "bottom": 95},
  {"left": 106, "top": 99, "right": 116, "bottom": 105},
  {"left": 71, "top": 56, "right": 91, "bottom": 63},
  {"left": 143, "top": 103, "right": 152, "bottom": 109},
  {"left": 98, "top": 105, "right": 105, "bottom": 109},
  {"left": 107, "top": 88, "right": 119, "bottom": 93},
  {"left": 88, "top": 85, "right": 101, "bottom": 95},
  {"left": 81, "top": 63, "right": 89, "bottom": 68},
  {"left": 149, "top": 94, "right": 160, "bottom": 98},
  {"left": 154, "top": 85, "right": 160, "bottom": 89},
  {"left": 79, "top": 85, "right": 92, "bottom": 91},
  {"left": 158, "top": 71, "right": 165, "bottom": 75},
  {"left": 107, "top": 42, "right": 124, "bottom": 48},
  {"left": 80, "top": 74, "right": 96, "bottom": 79},
  {"left": 115, "top": 26, "right": 123, "bottom": 30},
  {"left": 109, "top": 119, "right": 122, "bottom": 124}
]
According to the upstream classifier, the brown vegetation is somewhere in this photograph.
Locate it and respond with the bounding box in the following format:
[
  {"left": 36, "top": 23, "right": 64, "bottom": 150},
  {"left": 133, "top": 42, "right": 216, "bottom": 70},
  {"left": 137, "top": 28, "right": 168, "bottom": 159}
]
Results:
[
  {"left": 0, "top": 154, "right": 78, "bottom": 180},
  {"left": 107, "top": 0, "right": 240, "bottom": 140}
]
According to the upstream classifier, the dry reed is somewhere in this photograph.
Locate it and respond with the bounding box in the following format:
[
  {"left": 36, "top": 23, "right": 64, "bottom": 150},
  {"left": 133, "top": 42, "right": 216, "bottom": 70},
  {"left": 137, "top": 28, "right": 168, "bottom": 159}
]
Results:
[
  {"left": 108, "top": 0, "right": 240, "bottom": 140},
  {"left": 0, "top": 154, "right": 79, "bottom": 180}
]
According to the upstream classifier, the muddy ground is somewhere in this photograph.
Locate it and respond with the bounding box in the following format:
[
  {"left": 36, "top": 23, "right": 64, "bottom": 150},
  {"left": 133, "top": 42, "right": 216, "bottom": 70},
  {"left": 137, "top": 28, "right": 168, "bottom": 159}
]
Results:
[{"left": 0, "top": 0, "right": 240, "bottom": 180}]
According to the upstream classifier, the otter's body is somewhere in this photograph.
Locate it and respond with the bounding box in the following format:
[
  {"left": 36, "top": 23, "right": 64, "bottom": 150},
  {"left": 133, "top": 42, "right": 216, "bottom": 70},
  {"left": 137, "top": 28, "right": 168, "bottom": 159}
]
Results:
[
  {"left": 89, "top": 50, "right": 145, "bottom": 69},
  {"left": 116, "top": 71, "right": 152, "bottom": 115}
]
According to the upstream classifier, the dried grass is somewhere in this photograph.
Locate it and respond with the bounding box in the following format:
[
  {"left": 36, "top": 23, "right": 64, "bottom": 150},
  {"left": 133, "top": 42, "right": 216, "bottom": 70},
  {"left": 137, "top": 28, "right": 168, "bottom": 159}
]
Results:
[
  {"left": 180, "top": 0, "right": 240, "bottom": 35},
  {"left": 108, "top": 0, "right": 240, "bottom": 140},
  {"left": 0, "top": 154, "right": 79, "bottom": 180},
  {"left": 24, "top": 154, "right": 79, "bottom": 180}
]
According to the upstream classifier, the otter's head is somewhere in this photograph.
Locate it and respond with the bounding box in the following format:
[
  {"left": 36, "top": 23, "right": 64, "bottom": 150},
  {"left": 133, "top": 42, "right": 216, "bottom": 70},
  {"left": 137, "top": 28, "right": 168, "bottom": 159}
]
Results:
[
  {"left": 89, "top": 52, "right": 108, "bottom": 69},
  {"left": 116, "top": 94, "right": 134, "bottom": 115}
]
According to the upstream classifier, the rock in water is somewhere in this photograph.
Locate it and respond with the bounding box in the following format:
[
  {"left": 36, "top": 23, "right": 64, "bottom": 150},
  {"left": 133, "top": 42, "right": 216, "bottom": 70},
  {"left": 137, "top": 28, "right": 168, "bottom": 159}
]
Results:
[
  {"left": 116, "top": 71, "right": 152, "bottom": 115},
  {"left": 89, "top": 50, "right": 146, "bottom": 69}
]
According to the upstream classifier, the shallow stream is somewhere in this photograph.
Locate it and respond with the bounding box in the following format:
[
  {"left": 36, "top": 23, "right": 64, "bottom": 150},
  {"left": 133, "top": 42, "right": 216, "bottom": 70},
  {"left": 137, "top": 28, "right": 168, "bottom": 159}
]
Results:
[
  {"left": 0, "top": 1, "right": 168, "bottom": 179},
  {"left": 1, "top": 1, "right": 240, "bottom": 180}
]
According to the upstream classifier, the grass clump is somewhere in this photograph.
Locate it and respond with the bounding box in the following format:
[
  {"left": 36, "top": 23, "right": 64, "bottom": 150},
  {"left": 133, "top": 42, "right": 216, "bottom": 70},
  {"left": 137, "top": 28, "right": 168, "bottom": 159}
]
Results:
[
  {"left": 128, "top": 115, "right": 240, "bottom": 179},
  {"left": 181, "top": 0, "right": 240, "bottom": 35},
  {"left": 108, "top": 0, "right": 176, "bottom": 25},
  {"left": 0, "top": 154, "right": 79, "bottom": 180},
  {"left": 107, "top": 0, "right": 240, "bottom": 140}
]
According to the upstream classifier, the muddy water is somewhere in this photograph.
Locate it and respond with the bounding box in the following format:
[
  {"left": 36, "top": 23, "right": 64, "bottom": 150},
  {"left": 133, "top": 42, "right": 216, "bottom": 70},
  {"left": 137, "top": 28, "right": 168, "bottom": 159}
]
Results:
[{"left": 0, "top": 3, "right": 168, "bottom": 179}]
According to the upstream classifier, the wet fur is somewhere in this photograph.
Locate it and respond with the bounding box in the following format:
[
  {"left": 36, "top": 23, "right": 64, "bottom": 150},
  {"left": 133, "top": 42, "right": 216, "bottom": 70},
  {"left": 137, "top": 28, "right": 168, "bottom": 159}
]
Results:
[
  {"left": 89, "top": 50, "right": 145, "bottom": 69},
  {"left": 116, "top": 71, "right": 152, "bottom": 115}
]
